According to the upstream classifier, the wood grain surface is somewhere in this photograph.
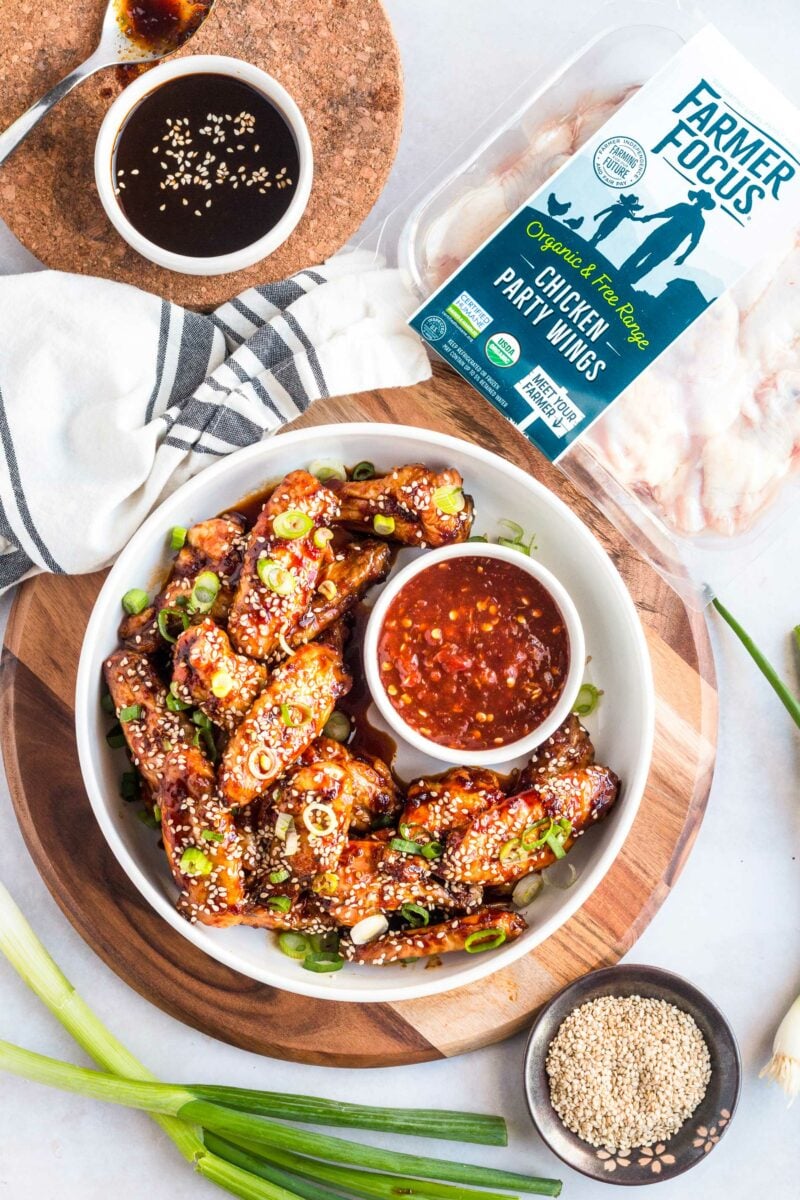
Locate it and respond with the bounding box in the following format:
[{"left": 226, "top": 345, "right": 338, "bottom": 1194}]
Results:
[
  {"left": 0, "top": 0, "right": 402, "bottom": 308},
  {"left": 0, "top": 366, "right": 718, "bottom": 1066}
]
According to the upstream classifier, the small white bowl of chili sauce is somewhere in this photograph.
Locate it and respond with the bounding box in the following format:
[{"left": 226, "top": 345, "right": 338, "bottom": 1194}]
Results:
[{"left": 363, "top": 543, "right": 585, "bottom": 766}]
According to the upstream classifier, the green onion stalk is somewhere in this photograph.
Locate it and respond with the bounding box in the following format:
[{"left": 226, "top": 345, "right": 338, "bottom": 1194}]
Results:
[
  {"left": 0, "top": 884, "right": 561, "bottom": 1197},
  {"left": 712, "top": 599, "right": 800, "bottom": 729}
]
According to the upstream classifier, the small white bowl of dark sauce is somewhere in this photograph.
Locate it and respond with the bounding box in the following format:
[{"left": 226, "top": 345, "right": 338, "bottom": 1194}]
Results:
[{"left": 95, "top": 55, "right": 313, "bottom": 275}]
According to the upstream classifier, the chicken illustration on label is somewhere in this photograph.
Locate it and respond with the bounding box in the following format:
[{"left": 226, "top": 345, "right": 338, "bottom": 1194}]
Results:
[{"left": 411, "top": 25, "right": 800, "bottom": 463}]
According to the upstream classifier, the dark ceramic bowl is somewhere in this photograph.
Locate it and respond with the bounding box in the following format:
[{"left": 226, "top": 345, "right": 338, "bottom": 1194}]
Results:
[{"left": 523, "top": 964, "right": 741, "bottom": 1186}]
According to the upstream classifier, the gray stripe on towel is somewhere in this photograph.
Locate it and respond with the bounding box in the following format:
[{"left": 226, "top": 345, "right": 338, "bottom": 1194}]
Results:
[
  {"left": 144, "top": 300, "right": 172, "bottom": 423},
  {"left": 0, "top": 387, "right": 63, "bottom": 573}
]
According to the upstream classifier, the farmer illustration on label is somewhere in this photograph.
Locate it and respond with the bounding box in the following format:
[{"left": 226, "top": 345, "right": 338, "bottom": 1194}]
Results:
[
  {"left": 617, "top": 188, "right": 716, "bottom": 284},
  {"left": 589, "top": 193, "right": 643, "bottom": 247}
]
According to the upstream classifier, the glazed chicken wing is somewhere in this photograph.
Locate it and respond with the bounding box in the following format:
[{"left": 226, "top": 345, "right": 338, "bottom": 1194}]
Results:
[
  {"left": 227, "top": 470, "right": 339, "bottom": 661},
  {"left": 342, "top": 908, "right": 526, "bottom": 965},
  {"left": 300, "top": 737, "right": 401, "bottom": 833},
  {"left": 516, "top": 714, "right": 595, "bottom": 790},
  {"left": 157, "top": 746, "right": 245, "bottom": 927},
  {"left": 332, "top": 465, "right": 474, "bottom": 546},
  {"left": 119, "top": 514, "right": 247, "bottom": 652},
  {"left": 400, "top": 766, "right": 505, "bottom": 840},
  {"left": 289, "top": 539, "right": 391, "bottom": 648},
  {"left": 440, "top": 764, "right": 620, "bottom": 886},
  {"left": 261, "top": 755, "right": 355, "bottom": 885},
  {"left": 219, "top": 642, "right": 351, "bottom": 808},
  {"left": 172, "top": 617, "right": 268, "bottom": 731},
  {"left": 103, "top": 649, "right": 193, "bottom": 791},
  {"left": 323, "top": 840, "right": 481, "bottom": 927}
]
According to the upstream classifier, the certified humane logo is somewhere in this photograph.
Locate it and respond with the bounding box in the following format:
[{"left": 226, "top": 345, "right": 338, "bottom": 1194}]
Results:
[
  {"left": 593, "top": 136, "right": 647, "bottom": 188},
  {"left": 420, "top": 315, "right": 447, "bottom": 342}
]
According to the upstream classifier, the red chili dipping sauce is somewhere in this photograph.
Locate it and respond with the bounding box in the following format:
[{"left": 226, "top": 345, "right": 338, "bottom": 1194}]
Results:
[{"left": 377, "top": 556, "right": 570, "bottom": 751}]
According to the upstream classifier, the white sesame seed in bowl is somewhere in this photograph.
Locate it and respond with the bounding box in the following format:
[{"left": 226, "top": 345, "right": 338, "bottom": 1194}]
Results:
[{"left": 75, "top": 423, "right": 654, "bottom": 1003}]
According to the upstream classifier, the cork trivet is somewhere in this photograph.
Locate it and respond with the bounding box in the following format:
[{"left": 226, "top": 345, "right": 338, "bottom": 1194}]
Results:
[{"left": 0, "top": 0, "right": 402, "bottom": 308}]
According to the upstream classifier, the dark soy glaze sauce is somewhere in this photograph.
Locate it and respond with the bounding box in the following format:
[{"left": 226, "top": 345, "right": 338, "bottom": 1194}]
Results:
[
  {"left": 117, "top": 0, "right": 213, "bottom": 54},
  {"left": 113, "top": 73, "right": 299, "bottom": 257}
]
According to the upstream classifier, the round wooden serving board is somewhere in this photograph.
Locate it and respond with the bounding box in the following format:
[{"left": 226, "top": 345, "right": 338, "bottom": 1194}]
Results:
[
  {"left": 0, "top": 368, "right": 718, "bottom": 1067},
  {"left": 0, "top": 0, "right": 402, "bottom": 309}
]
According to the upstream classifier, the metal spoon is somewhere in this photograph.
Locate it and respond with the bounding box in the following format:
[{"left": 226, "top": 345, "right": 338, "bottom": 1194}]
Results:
[{"left": 0, "top": 1, "right": 215, "bottom": 168}]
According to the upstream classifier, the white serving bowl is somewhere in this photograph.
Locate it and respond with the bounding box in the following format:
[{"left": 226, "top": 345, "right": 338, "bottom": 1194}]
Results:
[
  {"left": 95, "top": 55, "right": 313, "bottom": 275},
  {"left": 75, "top": 424, "right": 654, "bottom": 1003},
  {"left": 363, "top": 542, "right": 585, "bottom": 766}
]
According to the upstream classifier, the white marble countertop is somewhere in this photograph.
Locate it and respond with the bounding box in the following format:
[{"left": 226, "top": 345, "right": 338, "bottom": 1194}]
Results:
[{"left": 1, "top": 1, "right": 799, "bottom": 1196}]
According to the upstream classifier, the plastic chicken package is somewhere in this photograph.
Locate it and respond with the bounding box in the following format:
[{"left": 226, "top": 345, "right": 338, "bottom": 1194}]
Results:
[{"left": 369, "top": 0, "right": 800, "bottom": 606}]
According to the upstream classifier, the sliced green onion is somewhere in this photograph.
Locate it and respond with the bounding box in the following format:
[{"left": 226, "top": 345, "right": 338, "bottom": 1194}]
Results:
[
  {"left": 267, "top": 896, "right": 292, "bottom": 914},
  {"left": 372, "top": 514, "right": 395, "bottom": 536},
  {"left": 420, "top": 840, "right": 443, "bottom": 861},
  {"left": 166, "top": 691, "right": 189, "bottom": 712},
  {"left": 192, "top": 710, "right": 213, "bottom": 730},
  {"left": 544, "top": 831, "right": 567, "bottom": 860},
  {"left": 257, "top": 558, "right": 296, "bottom": 595},
  {"left": 188, "top": 571, "right": 220, "bottom": 615},
  {"left": 201, "top": 830, "right": 224, "bottom": 844},
  {"left": 311, "top": 871, "right": 339, "bottom": 897},
  {"left": 573, "top": 682, "right": 603, "bottom": 716},
  {"left": 351, "top": 461, "right": 375, "bottom": 481},
  {"left": 280, "top": 702, "right": 311, "bottom": 728},
  {"left": 153, "top": 805, "right": 161, "bottom": 823},
  {"left": 137, "top": 809, "right": 160, "bottom": 829},
  {"left": 303, "top": 803, "right": 338, "bottom": 837},
  {"left": 273, "top": 510, "right": 313, "bottom": 540},
  {"left": 119, "top": 704, "right": 142, "bottom": 723},
  {"left": 119, "top": 771, "right": 139, "bottom": 801},
  {"left": 101, "top": 692, "right": 115, "bottom": 714},
  {"left": 498, "top": 519, "right": 524, "bottom": 541},
  {"left": 512, "top": 873, "right": 544, "bottom": 907},
  {"left": 105, "top": 725, "right": 126, "bottom": 750},
  {"left": 308, "top": 930, "right": 340, "bottom": 955},
  {"left": 389, "top": 836, "right": 424, "bottom": 856},
  {"left": 498, "top": 837, "right": 523, "bottom": 863},
  {"left": 277, "top": 932, "right": 309, "bottom": 960},
  {"left": 157, "top": 607, "right": 190, "bottom": 644},
  {"left": 168, "top": 682, "right": 191, "bottom": 709},
  {"left": 309, "top": 459, "right": 347, "bottom": 483},
  {"left": 268, "top": 869, "right": 290, "bottom": 885},
  {"left": 193, "top": 727, "right": 218, "bottom": 763},
  {"left": 179, "top": 848, "right": 212, "bottom": 877},
  {"left": 400, "top": 903, "right": 430, "bottom": 928},
  {"left": 303, "top": 951, "right": 344, "bottom": 973},
  {"left": 121, "top": 588, "right": 149, "bottom": 616},
  {"left": 468, "top": 535, "right": 488, "bottom": 543},
  {"left": 313, "top": 527, "right": 334, "bottom": 549},
  {"left": 432, "top": 485, "right": 466, "bottom": 515},
  {"left": 274, "top": 812, "right": 293, "bottom": 842},
  {"left": 521, "top": 818, "right": 553, "bottom": 852},
  {"left": 544, "top": 860, "right": 579, "bottom": 890},
  {"left": 322, "top": 711, "right": 350, "bottom": 743},
  {"left": 170, "top": 527, "right": 187, "bottom": 551},
  {"left": 464, "top": 929, "right": 507, "bottom": 954}
]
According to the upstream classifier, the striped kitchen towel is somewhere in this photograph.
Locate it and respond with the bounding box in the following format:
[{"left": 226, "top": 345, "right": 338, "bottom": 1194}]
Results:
[{"left": 0, "top": 250, "right": 430, "bottom": 593}]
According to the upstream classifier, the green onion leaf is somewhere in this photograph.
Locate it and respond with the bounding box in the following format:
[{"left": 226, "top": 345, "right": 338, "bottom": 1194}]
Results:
[
  {"left": 544, "top": 830, "right": 567, "bottom": 860},
  {"left": 277, "top": 932, "right": 309, "bottom": 960},
  {"left": 400, "top": 903, "right": 430, "bottom": 928},
  {"left": 273, "top": 510, "right": 313, "bottom": 540},
  {"left": 192, "top": 710, "right": 213, "bottom": 730},
  {"left": 256, "top": 558, "right": 296, "bottom": 595},
  {"left": 468, "top": 535, "right": 488, "bottom": 543},
  {"left": 267, "top": 896, "right": 292, "bottom": 913},
  {"left": 166, "top": 689, "right": 190, "bottom": 713},
  {"left": 119, "top": 704, "right": 142, "bottom": 723},
  {"left": 303, "top": 950, "right": 344, "bottom": 973},
  {"left": 309, "top": 459, "right": 347, "bottom": 483},
  {"left": 188, "top": 570, "right": 220, "bottom": 615},
  {"left": 157, "top": 607, "right": 190, "bottom": 644},
  {"left": 464, "top": 929, "right": 507, "bottom": 954},
  {"left": 170, "top": 526, "right": 187, "bottom": 551},
  {"left": 420, "top": 841, "right": 444, "bottom": 860},
  {"left": 498, "top": 519, "right": 524, "bottom": 541},
  {"left": 201, "top": 830, "right": 224, "bottom": 844},
  {"left": 432, "top": 485, "right": 466, "bottom": 515},
  {"left": 137, "top": 809, "right": 160, "bottom": 829},
  {"left": 121, "top": 588, "right": 149, "bottom": 616},
  {"left": 573, "top": 682, "right": 603, "bottom": 716},
  {"left": 351, "top": 461, "right": 375, "bottom": 481},
  {"left": 105, "top": 725, "right": 126, "bottom": 749},
  {"left": 179, "top": 848, "right": 212, "bottom": 877},
  {"left": 280, "top": 702, "right": 311, "bottom": 728},
  {"left": 372, "top": 514, "right": 395, "bottom": 536},
  {"left": 389, "top": 836, "right": 424, "bottom": 856},
  {"left": 322, "top": 711, "right": 350, "bottom": 743},
  {"left": 268, "top": 869, "right": 290, "bottom": 885},
  {"left": 119, "top": 771, "right": 139, "bottom": 801},
  {"left": 100, "top": 692, "right": 116, "bottom": 714}
]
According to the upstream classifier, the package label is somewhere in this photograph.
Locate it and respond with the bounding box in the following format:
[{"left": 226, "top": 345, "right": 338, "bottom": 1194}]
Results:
[{"left": 411, "top": 25, "right": 800, "bottom": 460}]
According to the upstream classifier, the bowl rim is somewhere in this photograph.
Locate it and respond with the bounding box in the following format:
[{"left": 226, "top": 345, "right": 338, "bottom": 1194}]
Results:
[
  {"left": 74, "top": 422, "right": 655, "bottom": 1003},
  {"left": 521, "top": 962, "right": 743, "bottom": 1186},
  {"left": 94, "top": 54, "right": 314, "bottom": 276},
  {"left": 362, "top": 541, "right": 586, "bottom": 766}
]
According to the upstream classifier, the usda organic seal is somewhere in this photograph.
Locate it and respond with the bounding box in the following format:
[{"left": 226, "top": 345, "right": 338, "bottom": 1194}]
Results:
[
  {"left": 420, "top": 315, "right": 447, "bottom": 342},
  {"left": 485, "top": 332, "right": 520, "bottom": 368},
  {"left": 593, "top": 136, "right": 647, "bottom": 188}
]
